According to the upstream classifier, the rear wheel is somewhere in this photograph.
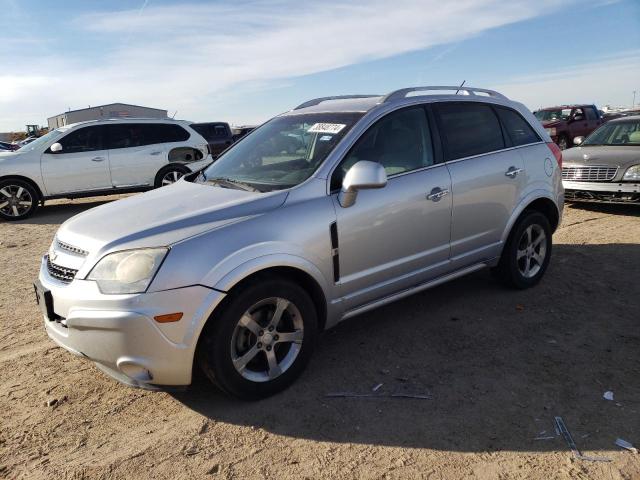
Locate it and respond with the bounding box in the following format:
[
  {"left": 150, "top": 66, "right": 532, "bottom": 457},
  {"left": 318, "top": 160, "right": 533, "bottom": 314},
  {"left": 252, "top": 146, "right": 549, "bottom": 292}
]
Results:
[
  {"left": 197, "top": 277, "right": 318, "bottom": 400},
  {"left": 492, "top": 211, "right": 552, "bottom": 289},
  {"left": 0, "top": 179, "right": 39, "bottom": 221},
  {"left": 154, "top": 165, "right": 189, "bottom": 188}
]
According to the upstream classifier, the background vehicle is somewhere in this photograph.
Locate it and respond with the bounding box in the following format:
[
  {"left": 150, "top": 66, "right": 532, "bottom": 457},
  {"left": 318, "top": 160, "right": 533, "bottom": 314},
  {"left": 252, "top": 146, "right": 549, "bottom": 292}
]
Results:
[
  {"left": 0, "top": 141, "right": 19, "bottom": 151},
  {"left": 562, "top": 115, "right": 640, "bottom": 203},
  {"left": 0, "top": 118, "right": 211, "bottom": 220},
  {"left": 38, "top": 86, "right": 563, "bottom": 399},
  {"left": 534, "top": 104, "right": 603, "bottom": 150},
  {"left": 189, "top": 122, "right": 234, "bottom": 157},
  {"left": 231, "top": 125, "right": 256, "bottom": 142}
]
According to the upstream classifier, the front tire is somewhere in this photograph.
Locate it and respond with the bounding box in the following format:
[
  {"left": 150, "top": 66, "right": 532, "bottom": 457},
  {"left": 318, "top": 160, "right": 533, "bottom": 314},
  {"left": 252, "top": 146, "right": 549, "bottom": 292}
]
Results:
[
  {"left": 0, "top": 179, "right": 39, "bottom": 221},
  {"left": 492, "top": 211, "right": 552, "bottom": 289},
  {"left": 154, "top": 165, "right": 189, "bottom": 188},
  {"left": 197, "top": 277, "right": 318, "bottom": 400}
]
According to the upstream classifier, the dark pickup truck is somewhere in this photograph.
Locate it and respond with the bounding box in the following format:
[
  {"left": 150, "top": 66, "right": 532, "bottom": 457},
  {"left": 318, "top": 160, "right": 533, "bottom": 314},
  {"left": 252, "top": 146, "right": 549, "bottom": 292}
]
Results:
[
  {"left": 189, "top": 122, "right": 234, "bottom": 157},
  {"left": 534, "top": 104, "right": 604, "bottom": 150}
]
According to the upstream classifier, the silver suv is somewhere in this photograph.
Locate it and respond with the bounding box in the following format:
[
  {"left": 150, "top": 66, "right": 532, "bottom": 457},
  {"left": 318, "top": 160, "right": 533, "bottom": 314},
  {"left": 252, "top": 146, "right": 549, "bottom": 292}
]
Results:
[{"left": 36, "top": 86, "right": 564, "bottom": 399}]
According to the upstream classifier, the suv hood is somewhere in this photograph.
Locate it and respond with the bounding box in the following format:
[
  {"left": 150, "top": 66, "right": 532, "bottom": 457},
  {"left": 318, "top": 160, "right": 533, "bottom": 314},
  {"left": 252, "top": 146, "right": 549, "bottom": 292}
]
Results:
[
  {"left": 563, "top": 145, "right": 640, "bottom": 168},
  {"left": 57, "top": 180, "right": 288, "bottom": 255}
]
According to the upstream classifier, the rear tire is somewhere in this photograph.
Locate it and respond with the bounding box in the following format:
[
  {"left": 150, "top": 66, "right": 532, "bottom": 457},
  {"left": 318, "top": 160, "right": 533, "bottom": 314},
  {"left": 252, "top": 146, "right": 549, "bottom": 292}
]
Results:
[
  {"left": 0, "top": 179, "right": 39, "bottom": 221},
  {"left": 154, "top": 165, "right": 190, "bottom": 188},
  {"left": 197, "top": 277, "right": 318, "bottom": 400},
  {"left": 492, "top": 211, "right": 552, "bottom": 289}
]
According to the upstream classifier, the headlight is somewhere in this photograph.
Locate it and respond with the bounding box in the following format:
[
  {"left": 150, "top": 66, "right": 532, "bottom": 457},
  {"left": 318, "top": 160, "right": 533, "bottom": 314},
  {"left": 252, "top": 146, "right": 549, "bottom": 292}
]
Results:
[
  {"left": 623, "top": 165, "right": 640, "bottom": 181},
  {"left": 87, "top": 248, "right": 168, "bottom": 294},
  {"left": 545, "top": 127, "right": 557, "bottom": 137}
]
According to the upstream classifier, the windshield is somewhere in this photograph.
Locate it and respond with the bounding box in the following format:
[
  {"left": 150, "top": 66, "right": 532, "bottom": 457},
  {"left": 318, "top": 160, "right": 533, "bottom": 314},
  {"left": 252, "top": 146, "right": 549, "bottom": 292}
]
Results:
[
  {"left": 583, "top": 120, "right": 640, "bottom": 146},
  {"left": 534, "top": 109, "right": 572, "bottom": 122},
  {"left": 196, "top": 112, "right": 363, "bottom": 192},
  {"left": 17, "top": 128, "right": 67, "bottom": 152}
]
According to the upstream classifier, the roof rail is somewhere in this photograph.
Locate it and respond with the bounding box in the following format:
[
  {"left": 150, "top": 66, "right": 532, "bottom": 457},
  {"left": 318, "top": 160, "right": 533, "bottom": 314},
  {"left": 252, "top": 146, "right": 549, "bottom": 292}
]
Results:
[
  {"left": 294, "top": 95, "right": 380, "bottom": 110},
  {"left": 382, "top": 86, "right": 507, "bottom": 103}
]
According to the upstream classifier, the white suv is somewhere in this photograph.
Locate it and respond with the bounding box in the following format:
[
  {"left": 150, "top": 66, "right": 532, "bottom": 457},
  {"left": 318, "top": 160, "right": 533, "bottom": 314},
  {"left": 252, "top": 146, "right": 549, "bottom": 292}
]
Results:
[{"left": 0, "top": 119, "right": 212, "bottom": 220}]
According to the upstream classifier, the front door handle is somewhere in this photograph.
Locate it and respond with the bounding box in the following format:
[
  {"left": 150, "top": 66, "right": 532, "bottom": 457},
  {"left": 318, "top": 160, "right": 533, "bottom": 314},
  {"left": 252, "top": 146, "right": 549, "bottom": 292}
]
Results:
[
  {"left": 91, "top": 156, "right": 105, "bottom": 162},
  {"left": 426, "top": 187, "right": 450, "bottom": 202},
  {"left": 505, "top": 166, "right": 523, "bottom": 178}
]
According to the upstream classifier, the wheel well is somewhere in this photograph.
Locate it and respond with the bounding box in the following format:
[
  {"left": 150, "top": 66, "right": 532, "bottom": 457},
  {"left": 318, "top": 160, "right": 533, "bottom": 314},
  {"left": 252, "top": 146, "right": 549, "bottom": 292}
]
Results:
[
  {"left": 0, "top": 175, "right": 43, "bottom": 201},
  {"left": 523, "top": 197, "right": 560, "bottom": 232},
  {"left": 220, "top": 267, "right": 328, "bottom": 332}
]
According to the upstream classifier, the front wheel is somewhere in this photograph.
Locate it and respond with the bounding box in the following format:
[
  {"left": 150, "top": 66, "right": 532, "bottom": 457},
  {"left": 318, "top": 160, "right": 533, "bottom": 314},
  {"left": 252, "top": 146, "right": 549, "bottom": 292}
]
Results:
[
  {"left": 492, "top": 211, "right": 552, "bottom": 289},
  {"left": 154, "top": 165, "right": 189, "bottom": 188},
  {"left": 0, "top": 179, "right": 39, "bottom": 221},
  {"left": 197, "top": 277, "right": 318, "bottom": 400}
]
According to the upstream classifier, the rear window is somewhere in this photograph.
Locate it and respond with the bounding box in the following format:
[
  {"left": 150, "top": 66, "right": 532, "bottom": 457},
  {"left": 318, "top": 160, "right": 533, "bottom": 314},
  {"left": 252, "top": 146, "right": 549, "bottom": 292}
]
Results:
[
  {"left": 495, "top": 107, "right": 540, "bottom": 147},
  {"left": 105, "top": 123, "right": 189, "bottom": 149},
  {"left": 436, "top": 103, "right": 504, "bottom": 160}
]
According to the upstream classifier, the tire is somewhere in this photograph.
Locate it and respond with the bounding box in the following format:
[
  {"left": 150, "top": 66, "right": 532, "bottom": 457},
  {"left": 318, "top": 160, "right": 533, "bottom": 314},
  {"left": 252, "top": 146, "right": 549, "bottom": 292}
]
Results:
[
  {"left": 492, "top": 211, "right": 552, "bottom": 289},
  {"left": 0, "top": 179, "right": 39, "bottom": 221},
  {"left": 197, "top": 277, "right": 319, "bottom": 400},
  {"left": 557, "top": 135, "right": 569, "bottom": 150},
  {"left": 154, "top": 165, "right": 190, "bottom": 188}
]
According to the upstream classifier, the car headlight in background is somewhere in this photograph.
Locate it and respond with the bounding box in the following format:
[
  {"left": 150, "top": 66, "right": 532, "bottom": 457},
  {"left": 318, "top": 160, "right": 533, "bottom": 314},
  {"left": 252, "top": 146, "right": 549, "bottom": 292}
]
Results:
[
  {"left": 87, "top": 248, "right": 168, "bottom": 294},
  {"left": 545, "top": 127, "right": 557, "bottom": 137},
  {"left": 623, "top": 165, "right": 640, "bottom": 182}
]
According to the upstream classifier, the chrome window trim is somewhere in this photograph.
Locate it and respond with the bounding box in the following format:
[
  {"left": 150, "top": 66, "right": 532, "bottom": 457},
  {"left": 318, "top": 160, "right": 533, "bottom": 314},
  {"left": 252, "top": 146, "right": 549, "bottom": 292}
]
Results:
[{"left": 443, "top": 141, "right": 546, "bottom": 165}]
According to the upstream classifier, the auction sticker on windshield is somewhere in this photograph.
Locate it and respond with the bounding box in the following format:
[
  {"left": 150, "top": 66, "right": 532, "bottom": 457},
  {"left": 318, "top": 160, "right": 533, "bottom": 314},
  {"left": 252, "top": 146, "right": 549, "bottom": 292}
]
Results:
[{"left": 308, "top": 123, "right": 346, "bottom": 134}]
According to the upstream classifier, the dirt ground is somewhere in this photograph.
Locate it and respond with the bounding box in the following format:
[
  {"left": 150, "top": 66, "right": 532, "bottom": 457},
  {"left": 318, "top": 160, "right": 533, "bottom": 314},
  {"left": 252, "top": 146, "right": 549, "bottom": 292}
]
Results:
[{"left": 0, "top": 197, "right": 639, "bottom": 480}]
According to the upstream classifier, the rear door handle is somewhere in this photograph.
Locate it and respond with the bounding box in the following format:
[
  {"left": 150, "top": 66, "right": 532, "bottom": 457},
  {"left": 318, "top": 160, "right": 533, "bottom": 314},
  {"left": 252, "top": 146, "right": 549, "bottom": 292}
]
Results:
[
  {"left": 91, "top": 156, "right": 105, "bottom": 162},
  {"left": 426, "top": 187, "right": 450, "bottom": 202},
  {"left": 150, "top": 151, "right": 162, "bottom": 156},
  {"left": 505, "top": 167, "right": 523, "bottom": 178}
]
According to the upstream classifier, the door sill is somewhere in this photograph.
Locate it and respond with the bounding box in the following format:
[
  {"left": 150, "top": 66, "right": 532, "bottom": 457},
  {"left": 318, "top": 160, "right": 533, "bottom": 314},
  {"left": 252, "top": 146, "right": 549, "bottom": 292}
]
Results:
[{"left": 341, "top": 262, "right": 487, "bottom": 321}]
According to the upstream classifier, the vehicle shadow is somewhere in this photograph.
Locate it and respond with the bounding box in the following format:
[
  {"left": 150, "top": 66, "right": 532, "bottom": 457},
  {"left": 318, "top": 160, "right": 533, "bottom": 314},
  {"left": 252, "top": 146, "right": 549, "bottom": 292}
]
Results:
[
  {"left": 14, "top": 195, "right": 130, "bottom": 225},
  {"left": 566, "top": 200, "right": 640, "bottom": 217},
  {"left": 172, "top": 243, "right": 640, "bottom": 452}
]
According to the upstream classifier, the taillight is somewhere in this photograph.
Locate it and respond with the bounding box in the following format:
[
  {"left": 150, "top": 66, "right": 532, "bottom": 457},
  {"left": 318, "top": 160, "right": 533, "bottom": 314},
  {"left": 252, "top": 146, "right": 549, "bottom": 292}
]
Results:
[{"left": 547, "top": 142, "right": 562, "bottom": 169}]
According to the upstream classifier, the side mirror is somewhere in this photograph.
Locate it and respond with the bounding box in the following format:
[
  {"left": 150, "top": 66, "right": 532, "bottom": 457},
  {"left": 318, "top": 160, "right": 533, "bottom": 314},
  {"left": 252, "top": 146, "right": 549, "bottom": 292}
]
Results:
[
  {"left": 50, "top": 142, "right": 63, "bottom": 153},
  {"left": 572, "top": 115, "right": 584, "bottom": 122},
  {"left": 338, "top": 160, "right": 387, "bottom": 208},
  {"left": 573, "top": 136, "right": 585, "bottom": 146}
]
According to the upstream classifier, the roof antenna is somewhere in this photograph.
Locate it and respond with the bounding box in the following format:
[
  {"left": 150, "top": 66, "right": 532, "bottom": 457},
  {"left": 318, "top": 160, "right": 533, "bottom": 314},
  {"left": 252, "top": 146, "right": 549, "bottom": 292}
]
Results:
[
  {"left": 171, "top": 110, "right": 177, "bottom": 119},
  {"left": 455, "top": 80, "right": 466, "bottom": 95}
]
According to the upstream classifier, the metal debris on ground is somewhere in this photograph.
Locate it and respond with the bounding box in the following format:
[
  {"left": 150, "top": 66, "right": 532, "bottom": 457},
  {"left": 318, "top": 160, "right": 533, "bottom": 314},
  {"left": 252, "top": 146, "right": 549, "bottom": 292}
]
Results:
[
  {"left": 372, "top": 383, "right": 383, "bottom": 392},
  {"left": 554, "top": 416, "right": 611, "bottom": 462},
  {"left": 615, "top": 438, "right": 638, "bottom": 454},
  {"left": 326, "top": 392, "right": 432, "bottom": 399},
  {"left": 603, "top": 391, "right": 614, "bottom": 401}
]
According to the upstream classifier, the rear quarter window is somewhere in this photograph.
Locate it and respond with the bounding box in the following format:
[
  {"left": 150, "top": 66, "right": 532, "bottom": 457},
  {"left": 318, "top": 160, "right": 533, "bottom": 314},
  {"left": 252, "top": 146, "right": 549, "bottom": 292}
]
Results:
[
  {"left": 495, "top": 107, "right": 540, "bottom": 147},
  {"left": 436, "top": 103, "right": 505, "bottom": 160},
  {"left": 143, "top": 124, "right": 190, "bottom": 144}
]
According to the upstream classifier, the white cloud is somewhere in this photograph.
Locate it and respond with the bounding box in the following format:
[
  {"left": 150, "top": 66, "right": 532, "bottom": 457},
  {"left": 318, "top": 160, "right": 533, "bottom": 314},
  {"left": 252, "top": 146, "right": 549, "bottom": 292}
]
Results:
[
  {"left": 493, "top": 51, "right": 640, "bottom": 110},
  {"left": 0, "top": 0, "right": 575, "bottom": 130}
]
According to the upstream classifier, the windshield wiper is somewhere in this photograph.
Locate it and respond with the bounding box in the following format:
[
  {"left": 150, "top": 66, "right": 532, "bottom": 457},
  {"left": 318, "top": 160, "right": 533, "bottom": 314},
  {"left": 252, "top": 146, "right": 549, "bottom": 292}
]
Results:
[{"left": 205, "top": 177, "right": 260, "bottom": 192}]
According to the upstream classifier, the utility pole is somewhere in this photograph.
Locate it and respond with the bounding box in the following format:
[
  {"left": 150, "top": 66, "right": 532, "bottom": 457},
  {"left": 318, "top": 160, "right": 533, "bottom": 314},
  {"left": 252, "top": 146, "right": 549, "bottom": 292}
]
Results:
[{"left": 633, "top": 90, "right": 637, "bottom": 109}]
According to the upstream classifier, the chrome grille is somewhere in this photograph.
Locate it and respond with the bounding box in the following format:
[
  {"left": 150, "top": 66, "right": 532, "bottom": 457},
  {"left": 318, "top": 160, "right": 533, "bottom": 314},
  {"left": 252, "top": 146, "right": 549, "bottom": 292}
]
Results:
[
  {"left": 562, "top": 165, "right": 618, "bottom": 182},
  {"left": 46, "top": 255, "right": 78, "bottom": 283},
  {"left": 56, "top": 239, "right": 89, "bottom": 257}
]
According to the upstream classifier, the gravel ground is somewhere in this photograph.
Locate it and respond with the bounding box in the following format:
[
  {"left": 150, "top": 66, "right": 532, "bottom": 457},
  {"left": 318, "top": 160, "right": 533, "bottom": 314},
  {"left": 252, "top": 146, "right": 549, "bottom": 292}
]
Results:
[{"left": 0, "top": 197, "right": 639, "bottom": 480}]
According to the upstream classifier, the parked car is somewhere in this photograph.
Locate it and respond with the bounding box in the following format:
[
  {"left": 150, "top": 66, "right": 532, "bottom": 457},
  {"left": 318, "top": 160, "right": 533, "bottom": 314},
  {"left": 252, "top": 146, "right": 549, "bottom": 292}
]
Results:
[
  {"left": 562, "top": 115, "right": 640, "bottom": 203},
  {"left": 189, "top": 122, "right": 234, "bottom": 157},
  {"left": 36, "top": 86, "right": 563, "bottom": 399},
  {"left": 534, "top": 104, "right": 604, "bottom": 150},
  {"left": 0, "top": 118, "right": 211, "bottom": 220},
  {"left": 231, "top": 125, "right": 256, "bottom": 142},
  {"left": 0, "top": 141, "right": 19, "bottom": 151}
]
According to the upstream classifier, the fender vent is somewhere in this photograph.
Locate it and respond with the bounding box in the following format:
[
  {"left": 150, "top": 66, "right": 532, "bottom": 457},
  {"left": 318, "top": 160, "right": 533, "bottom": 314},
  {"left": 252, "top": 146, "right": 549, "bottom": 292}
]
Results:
[{"left": 330, "top": 222, "right": 339, "bottom": 283}]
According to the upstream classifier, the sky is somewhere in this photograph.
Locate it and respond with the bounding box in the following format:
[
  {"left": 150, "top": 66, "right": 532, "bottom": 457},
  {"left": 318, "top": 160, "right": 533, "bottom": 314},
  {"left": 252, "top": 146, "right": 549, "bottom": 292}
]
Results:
[{"left": 0, "top": 0, "right": 638, "bottom": 131}]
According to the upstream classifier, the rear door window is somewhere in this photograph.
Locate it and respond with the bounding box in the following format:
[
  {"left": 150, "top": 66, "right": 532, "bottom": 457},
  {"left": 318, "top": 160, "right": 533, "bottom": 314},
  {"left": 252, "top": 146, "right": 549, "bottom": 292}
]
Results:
[
  {"left": 142, "top": 124, "right": 190, "bottom": 144},
  {"left": 106, "top": 123, "right": 189, "bottom": 149},
  {"left": 495, "top": 107, "right": 540, "bottom": 147},
  {"left": 57, "top": 126, "right": 104, "bottom": 153},
  {"left": 435, "top": 103, "right": 505, "bottom": 160}
]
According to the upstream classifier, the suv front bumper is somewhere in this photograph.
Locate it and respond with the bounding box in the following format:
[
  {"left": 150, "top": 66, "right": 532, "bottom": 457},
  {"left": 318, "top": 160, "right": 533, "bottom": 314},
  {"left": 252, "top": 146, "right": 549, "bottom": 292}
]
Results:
[{"left": 37, "top": 255, "right": 225, "bottom": 388}]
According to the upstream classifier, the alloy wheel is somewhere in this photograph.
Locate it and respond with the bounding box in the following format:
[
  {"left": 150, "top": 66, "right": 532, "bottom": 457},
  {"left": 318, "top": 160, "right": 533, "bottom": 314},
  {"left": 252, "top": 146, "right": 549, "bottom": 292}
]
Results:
[
  {"left": 230, "top": 297, "right": 304, "bottom": 383},
  {"left": 516, "top": 224, "right": 547, "bottom": 279},
  {"left": 161, "top": 170, "right": 185, "bottom": 186},
  {"left": 0, "top": 185, "right": 33, "bottom": 218}
]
